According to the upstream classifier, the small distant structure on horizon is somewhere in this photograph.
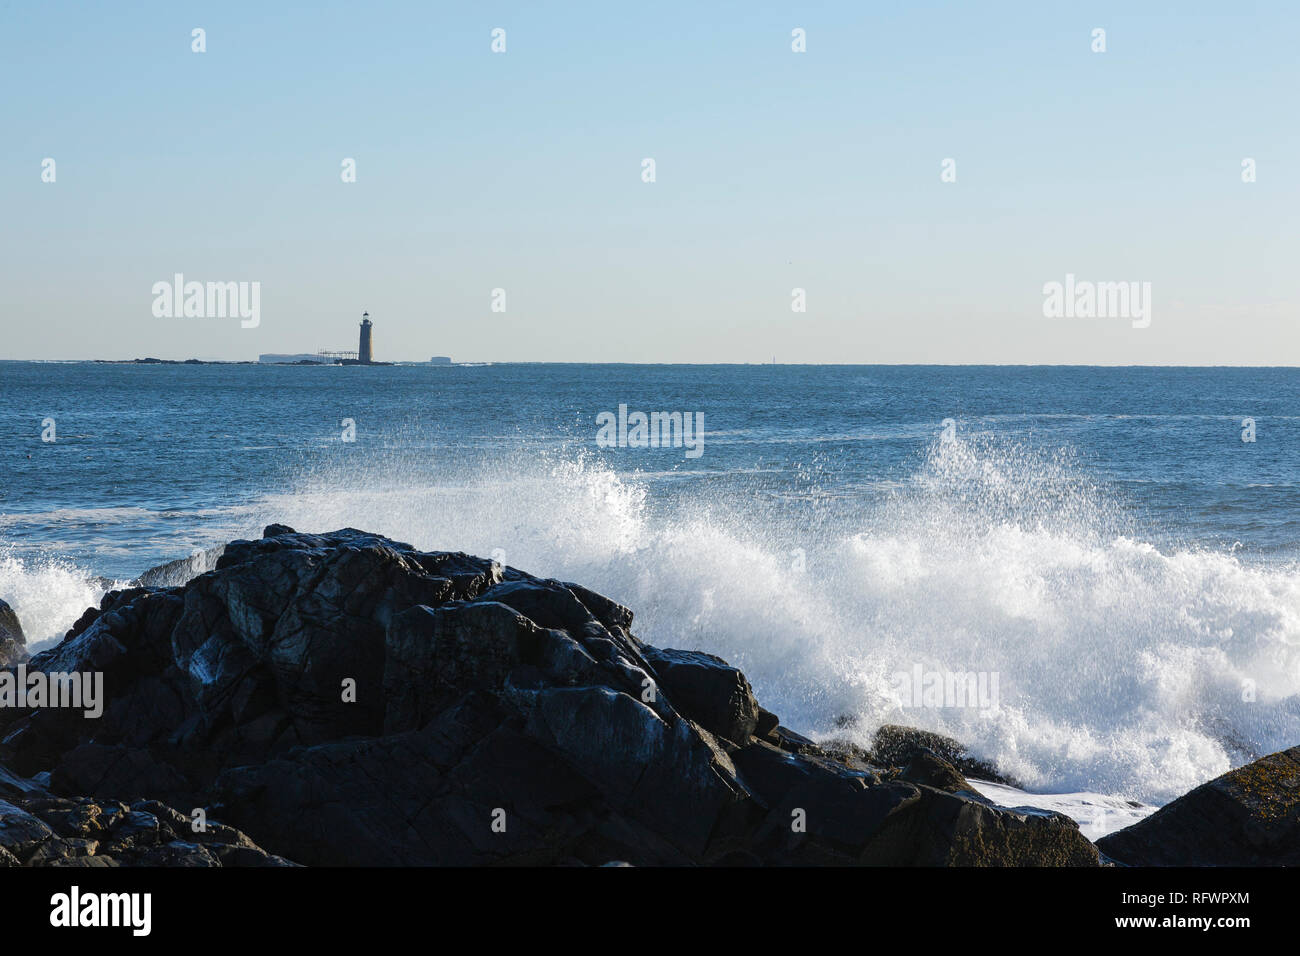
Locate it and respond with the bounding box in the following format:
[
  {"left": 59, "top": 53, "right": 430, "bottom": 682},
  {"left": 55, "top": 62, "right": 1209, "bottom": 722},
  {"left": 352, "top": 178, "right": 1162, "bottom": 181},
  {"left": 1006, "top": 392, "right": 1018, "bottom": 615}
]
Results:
[
  {"left": 258, "top": 310, "right": 388, "bottom": 365},
  {"left": 430, "top": 356, "right": 452, "bottom": 365},
  {"left": 258, "top": 347, "right": 357, "bottom": 364},
  {"left": 337, "top": 311, "right": 388, "bottom": 364},
  {"left": 358, "top": 312, "right": 374, "bottom": 364}
]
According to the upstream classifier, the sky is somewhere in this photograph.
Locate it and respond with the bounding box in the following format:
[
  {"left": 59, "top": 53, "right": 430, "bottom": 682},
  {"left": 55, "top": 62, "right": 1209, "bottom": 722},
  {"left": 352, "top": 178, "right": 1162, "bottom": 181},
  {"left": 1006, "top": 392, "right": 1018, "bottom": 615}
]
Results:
[{"left": 1, "top": 1, "right": 1296, "bottom": 364}]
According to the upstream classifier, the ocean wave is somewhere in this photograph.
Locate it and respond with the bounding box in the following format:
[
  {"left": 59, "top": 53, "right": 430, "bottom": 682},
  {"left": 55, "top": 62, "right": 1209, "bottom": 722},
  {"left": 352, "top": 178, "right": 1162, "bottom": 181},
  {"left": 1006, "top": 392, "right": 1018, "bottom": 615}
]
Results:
[
  {"left": 0, "top": 550, "right": 118, "bottom": 650},
  {"left": 219, "top": 437, "right": 1300, "bottom": 805},
  {"left": 5, "top": 435, "right": 1298, "bottom": 806}
]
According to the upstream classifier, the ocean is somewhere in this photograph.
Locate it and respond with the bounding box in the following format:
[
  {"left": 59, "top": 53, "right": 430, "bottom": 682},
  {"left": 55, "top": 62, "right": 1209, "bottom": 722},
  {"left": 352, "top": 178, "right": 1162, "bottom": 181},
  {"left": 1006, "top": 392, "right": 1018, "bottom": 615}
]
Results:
[{"left": 2, "top": 361, "right": 1298, "bottom": 821}]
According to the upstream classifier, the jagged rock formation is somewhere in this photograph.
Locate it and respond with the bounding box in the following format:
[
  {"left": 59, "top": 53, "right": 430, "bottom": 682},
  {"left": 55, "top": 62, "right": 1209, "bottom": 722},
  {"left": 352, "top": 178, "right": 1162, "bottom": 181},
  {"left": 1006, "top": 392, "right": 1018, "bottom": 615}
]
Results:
[
  {"left": 0, "top": 526, "right": 1099, "bottom": 866},
  {"left": 0, "top": 599, "right": 24, "bottom": 668},
  {"left": 130, "top": 543, "right": 227, "bottom": 589},
  {"left": 1097, "top": 745, "right": 1300, "bottom": 866},
  {"left": 0, "top": 793, "right": 294, "bottom": 867},
  {"left": 866, "top": 724, "right": 1018, "bottom": 787}
]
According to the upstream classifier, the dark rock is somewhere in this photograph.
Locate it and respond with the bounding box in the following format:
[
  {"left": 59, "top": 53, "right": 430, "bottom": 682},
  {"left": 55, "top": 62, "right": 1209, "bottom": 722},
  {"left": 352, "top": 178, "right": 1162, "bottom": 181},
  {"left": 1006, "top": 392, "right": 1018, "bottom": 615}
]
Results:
[
  {"left": 521, "top": 685, "right": 746, "bottom": 858},
  {"left": 102, "top": 809, "right": 162, "bottom": 853},
  {"left": 1097, "top": 745, "right": 1300, "bottom": 866},
  {"left": 878, "top": 789, "right": 1099, "bottom": 866},
  {"left": 0, "top": 598, "right": 25, "bottom": 667},
  {"left": 0, "top": 785, "right": 293, "bottom": 866},
  {"left": 900, "top": 749, "right": 974, "bottom": 794},
  {"left": 216, "top": 718, "right": 600, "bottom": 866},
  {"left": 735, "top": 740, "right": 908, "bottom": 854},
  {"left": 816, "top": 738, "right": 879, "bottom": 773},
  {"left": 135, "top": 841, "right": 220, "bottom": 866},
  {"left": 132, "top": 544, "right": 227, "bottom": 589},
  {"left": 25, "top": 837, "right": 99, "bottom": 865},
  {"left": 0, "top": 527, "right": 1096, "bottom": 867},
  {"left": 0, "top": 762, "right": 47, "bottom": 801},
  {"left": 210, "top": 844, "right": 298, "bottom": 866},
  {"left": 48, "top": 854, "right": 119, "bottom": 867},
  {"left": 771, "top": 725, "right": 821, "bottom": 755},
  {"left": 0, "top": 799, "right": 57, "bottom": 861},
  {"left": 641, "top": 647, "right": 760, "bottom": 745},
  {"left": 869, "top": 724, "right": 1016, "bottom": 786},
  {"left": 51, "top": 743, "right": 191, "bottom": 800}
]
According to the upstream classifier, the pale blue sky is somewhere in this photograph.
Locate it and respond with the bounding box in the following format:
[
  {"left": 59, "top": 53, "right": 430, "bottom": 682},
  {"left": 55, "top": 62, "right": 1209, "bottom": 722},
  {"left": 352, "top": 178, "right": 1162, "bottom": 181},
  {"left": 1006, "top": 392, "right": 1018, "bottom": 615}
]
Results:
[{"left": 2, "top": 1, "right": 1296, "bottom": 363}]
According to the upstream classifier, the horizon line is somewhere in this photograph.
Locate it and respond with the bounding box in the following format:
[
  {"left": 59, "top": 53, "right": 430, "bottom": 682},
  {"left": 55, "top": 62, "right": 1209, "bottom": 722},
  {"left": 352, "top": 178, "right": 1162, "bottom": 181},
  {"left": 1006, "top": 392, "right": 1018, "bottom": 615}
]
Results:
[{"left": 3, "top": 359, "right": 1299, "bottom": 370}]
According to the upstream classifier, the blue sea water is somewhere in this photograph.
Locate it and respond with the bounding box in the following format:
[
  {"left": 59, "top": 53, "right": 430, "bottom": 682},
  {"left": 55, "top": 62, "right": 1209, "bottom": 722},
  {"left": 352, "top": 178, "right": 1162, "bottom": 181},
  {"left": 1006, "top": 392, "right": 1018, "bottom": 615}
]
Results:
[{"left": 1, "top": 361, "right": 1298, "bottom": 806}]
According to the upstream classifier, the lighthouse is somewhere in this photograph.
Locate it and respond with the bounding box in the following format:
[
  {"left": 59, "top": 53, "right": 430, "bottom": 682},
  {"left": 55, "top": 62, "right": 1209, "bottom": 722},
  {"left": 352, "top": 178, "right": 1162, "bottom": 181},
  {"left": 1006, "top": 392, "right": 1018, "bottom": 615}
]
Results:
[{"left": 359, "top": 312, "right": 373, "bottom": 364}]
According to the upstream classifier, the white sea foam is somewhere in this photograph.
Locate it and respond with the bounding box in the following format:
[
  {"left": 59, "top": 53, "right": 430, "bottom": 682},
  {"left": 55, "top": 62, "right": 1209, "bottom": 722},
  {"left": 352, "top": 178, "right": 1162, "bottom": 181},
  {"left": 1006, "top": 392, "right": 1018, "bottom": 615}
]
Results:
[
  {"left": 965, "top": 780, "right": 1157, "bottom": 841},
  {"left": 0, "top": 550, "right": 113, "bottom": 650}
]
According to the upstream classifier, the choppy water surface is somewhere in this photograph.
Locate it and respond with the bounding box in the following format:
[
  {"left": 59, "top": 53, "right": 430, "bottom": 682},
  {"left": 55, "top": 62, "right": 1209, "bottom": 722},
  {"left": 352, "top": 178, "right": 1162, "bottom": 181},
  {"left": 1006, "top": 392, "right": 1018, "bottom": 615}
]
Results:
[{"left": 2, "top": 361, "right": 1298, "bottom": 807}]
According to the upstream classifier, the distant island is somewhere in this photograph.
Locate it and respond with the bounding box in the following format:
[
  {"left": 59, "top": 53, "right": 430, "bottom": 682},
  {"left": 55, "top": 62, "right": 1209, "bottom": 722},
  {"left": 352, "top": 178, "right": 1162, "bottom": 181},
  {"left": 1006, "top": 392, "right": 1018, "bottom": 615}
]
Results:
[
  {"left": 95, "top": 358, "right": 257, "bottom": 365},
  {"left": 257, "top": 354, "right": 393, "bottom": 366},
  {"left": 90, "top": 314, "right": 433, "bottom": 366}
]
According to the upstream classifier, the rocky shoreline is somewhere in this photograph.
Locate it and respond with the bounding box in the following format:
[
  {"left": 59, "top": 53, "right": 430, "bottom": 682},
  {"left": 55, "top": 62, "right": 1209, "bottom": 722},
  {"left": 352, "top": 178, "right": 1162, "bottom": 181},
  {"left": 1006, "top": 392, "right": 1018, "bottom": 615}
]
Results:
[
  {"left": 91, "top": 358, "right": 258, "bottom": 365},
  {"left": 1, "top": 526, "right": 1296, "bottom": 866}
]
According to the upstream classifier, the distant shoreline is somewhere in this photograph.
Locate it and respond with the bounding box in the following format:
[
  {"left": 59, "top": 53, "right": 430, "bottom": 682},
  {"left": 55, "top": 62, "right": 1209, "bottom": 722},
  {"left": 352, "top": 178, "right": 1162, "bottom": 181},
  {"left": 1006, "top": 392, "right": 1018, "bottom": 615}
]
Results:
[
  {"left": 93, "top": 357, "right": 257, "bottom": 366},
  {"left": 89, "top": 357, "right": 395, "bottom": 366}
]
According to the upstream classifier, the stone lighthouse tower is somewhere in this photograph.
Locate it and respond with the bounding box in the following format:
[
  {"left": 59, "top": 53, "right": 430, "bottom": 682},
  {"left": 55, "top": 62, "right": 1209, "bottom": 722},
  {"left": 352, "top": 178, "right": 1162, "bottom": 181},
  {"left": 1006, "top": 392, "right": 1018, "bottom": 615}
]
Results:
[{"left": 359, "top": 312, "right": 373, "bottom": 364}]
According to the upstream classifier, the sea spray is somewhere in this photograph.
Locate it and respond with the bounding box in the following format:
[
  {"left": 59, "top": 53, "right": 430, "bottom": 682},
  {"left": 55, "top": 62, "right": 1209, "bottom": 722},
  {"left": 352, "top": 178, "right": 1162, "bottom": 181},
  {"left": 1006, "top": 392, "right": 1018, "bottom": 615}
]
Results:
[
  {"left": 5, "top": 435, "right": 1298, "bottom": 807},
  {"left": 0, "top": 550, "right": 111, "bottom": 651},
  {"left": 240, "top": 437, "right": 1300, "bottom": 806}
]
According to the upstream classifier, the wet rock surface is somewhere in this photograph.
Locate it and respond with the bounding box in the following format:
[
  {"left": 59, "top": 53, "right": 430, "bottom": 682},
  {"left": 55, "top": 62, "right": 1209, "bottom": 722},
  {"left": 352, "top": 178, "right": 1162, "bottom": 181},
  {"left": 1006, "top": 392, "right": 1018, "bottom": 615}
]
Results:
[
  {"left": 866, "top": 724, "right": 1017, "bottom": 786},
  {"left": 0, "top": 599, "right": 25, "bottom": 668},
  {"left": 1097, "top": 745, "right": 1300, "bottom": 866}
]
